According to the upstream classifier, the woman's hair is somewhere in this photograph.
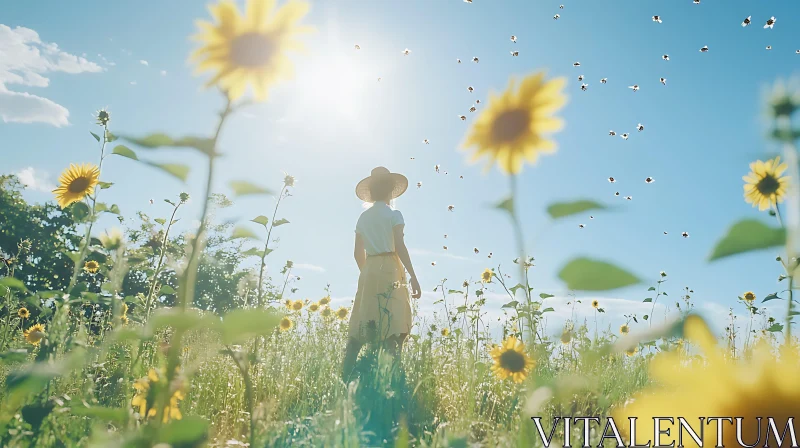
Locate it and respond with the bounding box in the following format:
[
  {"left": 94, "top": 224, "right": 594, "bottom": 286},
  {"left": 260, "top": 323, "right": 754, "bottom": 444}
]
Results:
[{"left": 368, "top": 177, "right": 393, "bottom": 202}]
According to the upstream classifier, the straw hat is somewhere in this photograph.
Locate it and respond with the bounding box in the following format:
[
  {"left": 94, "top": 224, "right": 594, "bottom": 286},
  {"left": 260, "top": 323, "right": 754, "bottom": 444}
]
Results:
[{"left": 355, "top": 166, "right": 409, "bottom": 202}]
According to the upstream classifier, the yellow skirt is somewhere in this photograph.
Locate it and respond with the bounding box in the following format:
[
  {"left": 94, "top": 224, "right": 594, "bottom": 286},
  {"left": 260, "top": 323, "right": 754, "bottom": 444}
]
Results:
[{"left": 348, "top": 254, "right": 412, "bottom": 342}]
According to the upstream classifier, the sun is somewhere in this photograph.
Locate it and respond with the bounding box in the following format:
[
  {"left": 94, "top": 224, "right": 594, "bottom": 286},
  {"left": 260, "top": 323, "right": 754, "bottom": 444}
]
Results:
[{"left": 296, "top": 52, "right": 372, "bottom": 121}]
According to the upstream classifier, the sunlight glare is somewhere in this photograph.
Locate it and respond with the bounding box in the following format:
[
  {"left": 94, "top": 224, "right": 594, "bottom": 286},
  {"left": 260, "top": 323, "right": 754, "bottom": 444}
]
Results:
[{"left": 298, "top": 53, "right": 372, "bottom": 120}]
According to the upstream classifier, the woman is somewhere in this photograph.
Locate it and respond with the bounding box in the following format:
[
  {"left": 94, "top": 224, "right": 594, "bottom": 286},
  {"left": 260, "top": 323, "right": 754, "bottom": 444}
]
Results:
[{"left": 343, "top": 166, "right": 422, "bottom": 382}]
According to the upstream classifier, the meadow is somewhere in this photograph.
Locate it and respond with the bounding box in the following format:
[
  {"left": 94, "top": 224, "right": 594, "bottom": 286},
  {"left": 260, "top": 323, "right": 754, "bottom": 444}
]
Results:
[{"left": 2, "top": 1, "right": 800, "bottom": 447}]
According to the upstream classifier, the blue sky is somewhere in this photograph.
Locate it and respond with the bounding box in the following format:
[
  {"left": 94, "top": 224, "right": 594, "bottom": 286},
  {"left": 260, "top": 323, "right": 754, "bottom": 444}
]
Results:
[{"left": 2, "top": 0, "right": 799, "bottom": 338}]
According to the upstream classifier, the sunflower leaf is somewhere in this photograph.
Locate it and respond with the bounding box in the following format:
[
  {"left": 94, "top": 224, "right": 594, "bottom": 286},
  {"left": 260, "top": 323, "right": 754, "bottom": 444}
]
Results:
[
  {"left": 539, "top": 293, "right": 554, "bottom": 299},
  {"left": 230, "top": 226, "right": 260, "bottom": 240},
  {"left": 229, "top": 181, "right": 273, "bottom": 197},
  {"left": 71, "top": 202, "right": 91, "bottom": 222},
  {"left": 273, "top": 218, "right": 290, "bottom": 227},
  {"left": 501, "top": 301, "right": 519, "bottom": 309},
  {"left": 90, "top": 131, "right": 101, "bottom": 142},
  {"left": 251, "top": 215, "right": 269, "bottom": 226},
  {"left": 241, "top": 247, "right": 263, "bottom": 257},
  {"left": 124, "top": 133, "right": 216, "bottom": 156},
  {"left": 762, "top": 292, "right": 782, "bottom": 303},
  {"left": 767, "top": 323, "right": 784, "bottom": 332},
  {"left": 219, "top": 309, "right": 281, "bottom": 345},
  {"left": 558, "top": 257, "right": 640, "bottom": 291},
  {"left": 708, "top": 219, "right": 785, "bottom": 261},
  {"left": 111, "top": 145, "right": 138, "bottom": 161},
  {"left": 494, "top": 196, "right": 514, "bottom": 214},
  {"left": 145, "top": 162, "right": 190, "bottom": 182},
  {"left": 546, "top": 199, "right": 606, "bottom": 219}
]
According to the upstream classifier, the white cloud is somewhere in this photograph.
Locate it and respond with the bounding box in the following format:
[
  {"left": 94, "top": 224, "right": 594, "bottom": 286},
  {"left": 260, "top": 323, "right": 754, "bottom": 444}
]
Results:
[
  {"left": 0, "top": 24, "right": 102, "bottom": 126},
  {"left": 139, "top": 60, "right": 148, "bottom": 66},
  {"left": 15, "top": 166, "right": 54, "bottom": 192},
  {"left": 160, "top": 70, "right": 167, "bottom": 76},
  {"left": 130, "top": 81, "right": 137, "bottom": 85},
  {"left": 293, "top": 263, "right": 326, "bottom": 273}
]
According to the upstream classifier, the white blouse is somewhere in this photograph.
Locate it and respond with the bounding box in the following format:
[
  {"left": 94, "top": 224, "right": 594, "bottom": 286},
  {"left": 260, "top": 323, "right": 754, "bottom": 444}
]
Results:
[{"left": 355, "top": 202, "right": 405, "bottom": 255}]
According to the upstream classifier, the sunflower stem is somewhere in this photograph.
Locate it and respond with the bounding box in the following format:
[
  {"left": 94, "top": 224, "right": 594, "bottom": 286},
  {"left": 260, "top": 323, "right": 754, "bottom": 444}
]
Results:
[
  {"left": 778, "top": 113, "right": 800, "bottom": 344},
  {"left": 508, "top": 174, "right": 534, "bottom": 343},
  {"left": 256, "top": 184, "right": 287, "bottom": 306}
]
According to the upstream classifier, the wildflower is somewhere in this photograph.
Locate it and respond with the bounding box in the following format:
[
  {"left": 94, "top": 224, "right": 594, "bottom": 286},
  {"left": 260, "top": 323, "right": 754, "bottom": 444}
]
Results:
[
  {"left": 52, "top": 163, "right": 100, "bottom": 209},
  {"left": 490, "top": 336, "right": 534, "bottom": 383},
  {"left": 18, "top": 307, "right": 30, "bottom": 319},
  {"left": 283, "top": 173, "right": 296, "bottom": 187},
  {"left": 99, "top": 228, "right": 125, "bottom": 251},
  {"left": 335, "top": 306, "right": 349, "bottom": 320},
  {"left": 192, "top": 0, "right": 314, "bottom": 101},
  {"left": 320, "top": 306, "right": 332, "bottom": 318},
  {"left": 613, "top": 315, "right": 800, "bottom": 447},
  {"left": 284, "top": 299, "right": 293, "bottom": 309},
  {"left": 620, "top": 324, "right": 630, "bottom": 335},
  {"left": 279, "top": 316, "right": 293, "bottom": 331},
  {"left": 743, "top": 157, "right": 789, "bottom": 211},
  {"left": 84, "top": 260, "right": 100, "bottom": 273},
  {"left": 743, "top": 291, "right": 756, "bottom": 302},
  {"left": 179, "top": 192, "right": 190, "bottom": 203},
  {"left": 462, "top": 71, "right": 567, "bottom": 174},
  {"left": 131, "top": 368, "right": 184, "bottom": 422},
  {"left": 766, "top": 77, "right": 800, "bottom": 119},
  {"left": 560, "top": 330, "right": 572, "bottom": 344},
  {"left": 291, "top": 300, "right": 304, "bottom": 311},
  {"left": 308, "top": 302, "right": 320, "bottom": 312},
  {"left": 591, "top": 299, "right": 599, "bottom": 309},
  {"left": 24, "top": 323, "right": 46, "bottom": 346},
  {"left": 481, "top": 268, "right": 493, "bottom": 283},
  {"left": 95, "top": 108, "right": 111, "bottom": 126},
  {"left": 319, "top": 296, "right": 331, "bottom": 306},
  {"left": 441, "top": 328, "right": 450, "bottom": 337}
]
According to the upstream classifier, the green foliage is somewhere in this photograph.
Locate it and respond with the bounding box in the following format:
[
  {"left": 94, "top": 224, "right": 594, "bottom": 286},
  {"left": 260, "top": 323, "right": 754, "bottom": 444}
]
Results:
[
  {"left": 709, "top": 219, "right": 785, "bottom": 261},
  {"left": 229, "top": 181, "right": 272, "bottom": 197},
  {"left": 546, "top": 199, "right": 606, "bottom": 219},
  {"left": 558, "top": 257, "right": 640, "bottom": 291}
]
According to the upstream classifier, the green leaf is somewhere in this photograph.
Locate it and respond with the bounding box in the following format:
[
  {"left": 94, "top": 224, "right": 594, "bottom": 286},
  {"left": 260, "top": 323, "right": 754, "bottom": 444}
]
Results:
[
  {"left": 0, "top": 277, "right": 28, "bottom": 292},
  {"left": 105, "top": 130, "right": 118, "bottom": 142},
  {"left": 146, "top": 309, "right": 215, "bottom": 335},
  {"left": 643, "top": 298, "right": 653, "bottom": 303},
  {"left": 547, "top": 199, "right": 606, "bottom": 219},
  {"left": 111, "top": 145, "right": 138, "bottom": 161},
  {"left": 501, "top": 301, "right": 519, "bottom": 309},
  {"left": 447, "top": 289, "right": 464, "bottom": 295},
  {"left": 159, "top": 285, "right": 176, "bottom": 295},
  {"left": 125, "top": 133, "right": 216, "bottom": 156},
  {"left": 273, "top": 218, "right": 290, "bottom": 227},
  {"left": 154, "top": 218, "right": 166, "bottom": 225},
  {"left": 90, "top": 131, "right": 101, "bottom": 142},
  {"left": 494, "top": 196, "right": 514, "bottom": 214},
  {"left": 160, "top": 416, "right": 209, "bottom": 446},
  {"left": 229, "top": 180, "right": 273, "bottom": 197},
  {"left": 767, "top": 323, "right": 784, "bottom": 332},
  {"left": 762, "top": 292, "right": 782, "bottom": 303},
  {"left": 709, "top": 219, "right": 785, "bottom": 261},
  {"left": 558, "top": 257, "right": 640, "bottom": 291},
  {"left": 539, "top": 293, "right": 554, "bottom": 299},
  {"left": 219, "top": 309, "right": 281, "bottom": 344},
  {"left": 0, "top": 349, "right": 29, "bottom": 364},
  {"left": 540, "top": 307, "right": 555, "bottom": 313},
  {"left": 241, "top": 247, "right": 264, "bottom": 257},
  {"left": 251, "top": 215, "right": 269, "bottom": 226},
  {"left": 231, "top": 226, "right": 260, "bottom": 240},
  {"left": 71, "top": 405, "right": 128, "bottom": 424},
  {"left": 97, "top": 181, "right": 113, "bottom": 189},
  {"left": 647, "top": 287, "right": 656, "bottom": 291},
  {"left": 509, "top": 283, "right": 525, "bottom": 295},
  {"left": 71, "top": 202, "right": 91, "bottom": 222},
  {"left": 643, "top": 315, "right": 649, "bottom": 321},
  {"left": 21, "top": 403, "right": 54, "bottom": 430},
  {"left": 145, "top": 162, "right": 190, "bottom": 182}
]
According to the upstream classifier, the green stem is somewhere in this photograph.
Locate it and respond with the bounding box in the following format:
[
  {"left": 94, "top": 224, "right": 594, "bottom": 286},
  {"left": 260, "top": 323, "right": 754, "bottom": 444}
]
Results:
[
  {"left": 508, "top": 175, "right": 533, "bottom": 341},
  {"left": 256, "top": 185, "right": 287, "bottom": 306},
  {"left": 144, "top": 201, "right": 183, "bottom": 319}
]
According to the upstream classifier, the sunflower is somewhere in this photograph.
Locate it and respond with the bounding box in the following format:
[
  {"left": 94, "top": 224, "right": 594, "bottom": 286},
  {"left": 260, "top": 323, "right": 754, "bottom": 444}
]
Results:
[
  {"left": 320, "top": 306, "right": 332, "bottom": 318},
  {"left": 319, "top": 296, "right": 331, "bottom": 306},
  {"left": 560, "top": 330, "right": 572, "bottom": 345},
  {"left": 99, "top": 228, "right": 124, "bottom": 251},
  {"left": 613, "top": 315, "right": 800, "bottom": 448},
  {"left": 742, "top": 291, "right": 756, "bottom": 302},
  {"left": 619, "top": 324, "right": 630, "bottom": 335},
  {"left": 441, "top": 328, "right": 450, "bottom": 337},
  {"left": 279, "top": 316, "right": 293, "bottom": 331},
  {"left": 52, "top": 163, "right": 100, "bottom": 209},
  {"left": 481, "top": 268, "right": 493, "bottom": 283},
  {"left": 308, "top": 302, "right": 320, "bottom": 312},
  {"left": 624, "top": 346, "right": 638, "bottom": 357},
  {"left": 24, "top": 323, "right": 46, "bottom": 346},
  {"left": 335, "top": 306, "right": 349, "bottom": 320},
  {"left": 96, "top": 108, "right": 111, "bottom": 126},
  {"left": 284, "top": 298, "right": 293, "bottom": 309},
  {"left": 131, "top": 368, "right": 184, "bottom": 422},
  {"left": 191, "top": 0, "right": 314, "bottom": 102},
  {"left": 18, "top": 307, "right": 30, "bottom": 319},
  {"left": 291, "top": 300, "right": 304, "bottom": 311},
  {"left": 84, "top": 260, "right": 100, "bottom": 273},
  {"left": 120, "top": 315, "right": 129, "bottom": 325},
  {"left": 743, "top": 157, "right": 789, "bottom": 211},
  {"left": 489, "top": 336, "right": 535, "bottom": 383},
  {"left": 591, "top": 299, "right": 599, "bottom": 309},
  {"left": 121, "top": 302, "right": 129, "bottom": 316},
  {"left": 462, "top": 72, "right": 567, "bottom": 175}
]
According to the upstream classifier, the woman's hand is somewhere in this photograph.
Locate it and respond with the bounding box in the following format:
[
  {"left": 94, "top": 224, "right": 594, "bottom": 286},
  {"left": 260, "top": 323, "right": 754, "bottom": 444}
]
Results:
[{"left": 410, "top": 276, "right": 422, "bottom": 299}]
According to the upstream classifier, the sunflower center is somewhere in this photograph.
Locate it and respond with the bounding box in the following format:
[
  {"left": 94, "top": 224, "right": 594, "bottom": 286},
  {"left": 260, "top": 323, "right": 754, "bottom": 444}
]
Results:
[
  {"left": 499, "top": 349, "right": 526, "bottom": 373},
  {"left": 68, "top": 176, "right": 92, "bottom": 194},
  {"left": 491, "top": 108, "right": 531, "bottom": 143},
  {"left": 756, "top": 174, "right": 780, "bottom": 196},
  {"left": 230, "top": 32, "right": 276, "bottom": 68}
]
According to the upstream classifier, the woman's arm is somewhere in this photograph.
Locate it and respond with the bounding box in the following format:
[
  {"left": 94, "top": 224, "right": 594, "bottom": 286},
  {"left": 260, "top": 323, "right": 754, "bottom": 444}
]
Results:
[
  {"left": 393, "top": 225, "right": 421, "bottom": 299},
  {"left": 354, "top": 233, "right": 366, "bottom": 271}
]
